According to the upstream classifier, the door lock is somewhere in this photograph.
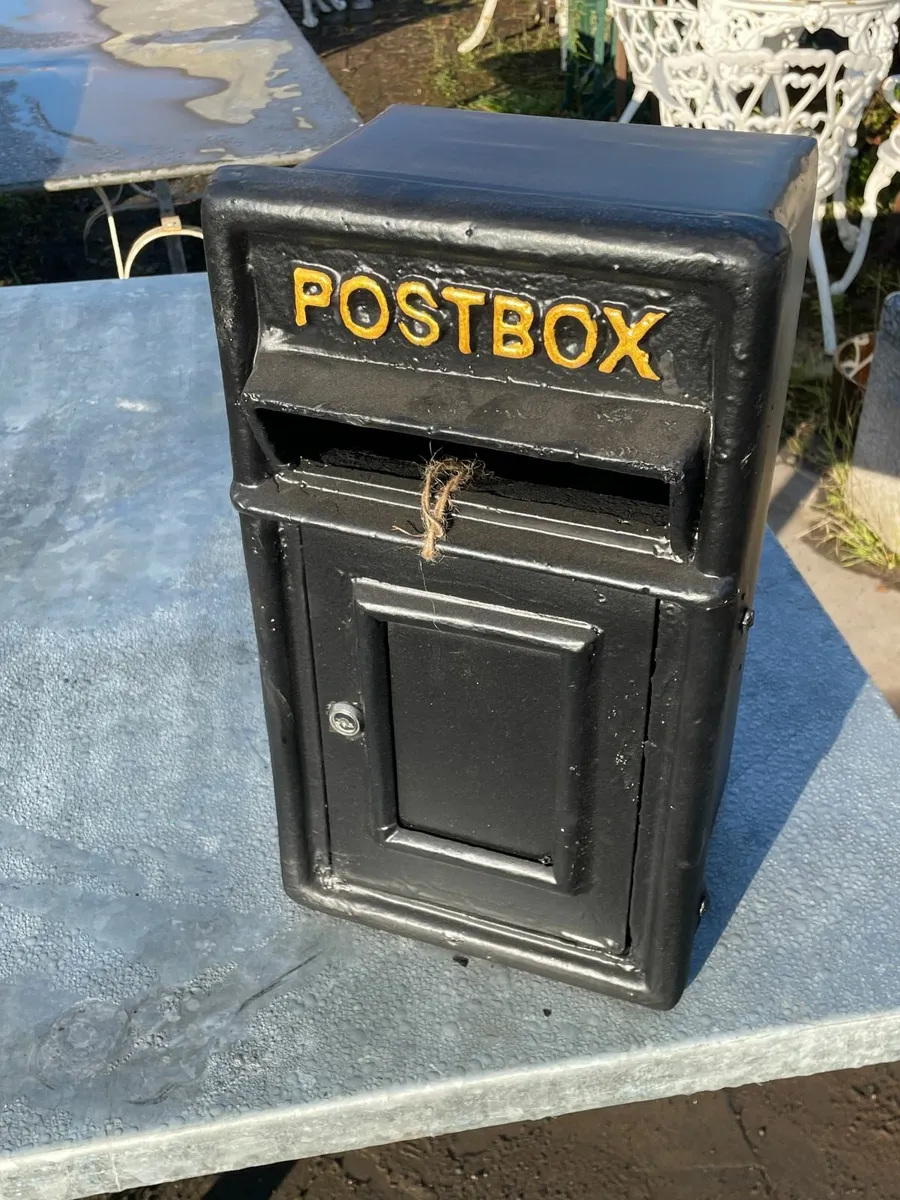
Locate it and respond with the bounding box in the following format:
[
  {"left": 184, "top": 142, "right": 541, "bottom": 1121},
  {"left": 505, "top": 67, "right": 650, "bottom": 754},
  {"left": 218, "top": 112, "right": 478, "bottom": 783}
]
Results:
[{"left": 327, "top": 701, "right": 364, "bottom": 739}]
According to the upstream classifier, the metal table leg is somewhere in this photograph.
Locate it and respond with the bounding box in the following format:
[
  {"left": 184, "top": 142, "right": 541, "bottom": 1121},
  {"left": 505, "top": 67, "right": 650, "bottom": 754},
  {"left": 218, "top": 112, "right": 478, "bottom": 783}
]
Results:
[{"left": 155, "top": 181, "right": 188, "bottom": 274}]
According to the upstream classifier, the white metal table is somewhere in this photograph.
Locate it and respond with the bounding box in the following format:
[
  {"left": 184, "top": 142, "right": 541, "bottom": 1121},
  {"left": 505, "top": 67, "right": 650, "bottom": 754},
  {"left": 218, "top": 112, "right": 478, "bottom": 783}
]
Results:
[
  {"left": 0, "top": 0, "right": 360, "bottom": 273},
  {"left": 2, "top": 273, "right": 900, "bottom": 1200}
]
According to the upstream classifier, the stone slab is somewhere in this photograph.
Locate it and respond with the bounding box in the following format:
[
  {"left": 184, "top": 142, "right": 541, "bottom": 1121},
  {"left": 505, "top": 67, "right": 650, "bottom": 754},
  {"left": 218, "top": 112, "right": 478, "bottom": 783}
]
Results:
[
  {"left": 1, "top": 274, "right": 899, "bottom": 1200},
  {"left": 849, "top": 291, "right": 900, "bottom": 555},
  {"left": 769, "top": 460, "right": 900, "bottom": 713}
]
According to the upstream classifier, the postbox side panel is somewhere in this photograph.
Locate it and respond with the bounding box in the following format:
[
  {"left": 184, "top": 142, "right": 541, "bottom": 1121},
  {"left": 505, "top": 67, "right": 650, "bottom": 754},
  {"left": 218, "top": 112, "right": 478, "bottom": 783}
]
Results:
[{"left": 297, "top": 525, "right": 656, "bottom": 954}]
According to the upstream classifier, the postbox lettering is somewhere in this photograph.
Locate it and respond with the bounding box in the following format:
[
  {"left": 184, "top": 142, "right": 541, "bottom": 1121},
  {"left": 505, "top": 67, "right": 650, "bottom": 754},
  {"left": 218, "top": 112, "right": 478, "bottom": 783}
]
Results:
[
  {"left": 597, "top": 307, "right": 666, "bottom": 381},
  {"left": 543, "top": 302, "right": 598, "bottom": 370},
  {"left": 441, "top": 285, "right": 487, "bottom": 354},
  {"left": 492, "top": 294, "right": 535, "bottom": 360},
  {"left": 293, "top": 266, "right": 334, "bottom": 327},
  {"left": 339, "top": 274, "right": 391, "bottom": 340},
  {"left": 396, "top": 280, "right": 441, "bottom": 347},
  {"left": 293, "top": 260, "right": 667, "bottom": 378}
]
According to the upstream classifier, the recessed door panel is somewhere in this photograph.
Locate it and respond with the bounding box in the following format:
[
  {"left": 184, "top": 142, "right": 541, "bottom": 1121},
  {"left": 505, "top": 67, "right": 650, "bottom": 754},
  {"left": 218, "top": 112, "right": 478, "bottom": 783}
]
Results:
[{"left": 389, "top": 622, "right": 566, "bottom": 862}]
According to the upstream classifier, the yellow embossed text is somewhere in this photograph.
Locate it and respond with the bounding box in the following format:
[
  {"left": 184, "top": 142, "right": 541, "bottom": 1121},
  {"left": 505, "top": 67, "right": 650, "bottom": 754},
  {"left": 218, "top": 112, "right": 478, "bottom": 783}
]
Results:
[
  {"left": 441, "top": 286, "right": 487, "bottom": 355},
  {"left": 493, "top": 294, "right": 535, "bottom": 360},
  {"left": 339, "top": 274, "right": 391, "bottom": 340},
  {"left": 598, "top": 307, "right": 667, "bottom": 381},
  {"left": 397, "top": 280, "right": 441, "bottom": 347},
  {"left": 543, "top": 302, "right": 598, "bottom": 370},
  {"left": 290, "top": 261, "right": 669, "bottom": 380},
  {"left": 294, "top": 266, "right": 333, "bottom": 327}
]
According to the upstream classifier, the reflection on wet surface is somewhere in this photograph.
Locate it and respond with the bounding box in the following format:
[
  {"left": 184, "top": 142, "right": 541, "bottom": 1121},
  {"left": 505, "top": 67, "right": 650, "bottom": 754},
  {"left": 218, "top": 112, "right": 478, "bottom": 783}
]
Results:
[
  {"left": 94, "top": 0, "right": 298, "bottom": 126},
  {"left": 94, "top": 0, "right": 264, "bottom": 37},
  {"left": 0, "top": 0, "right": 359, "bottom": 189},
  {"left": 100, "top": 35, "right": 300, "bottom": 125}
]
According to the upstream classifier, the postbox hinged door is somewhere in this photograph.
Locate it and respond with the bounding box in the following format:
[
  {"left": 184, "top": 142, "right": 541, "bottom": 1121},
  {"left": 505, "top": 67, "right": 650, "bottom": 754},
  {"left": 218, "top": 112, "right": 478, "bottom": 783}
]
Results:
[{"left": 299, "top": 524, "right": 658, "bottom": 954}]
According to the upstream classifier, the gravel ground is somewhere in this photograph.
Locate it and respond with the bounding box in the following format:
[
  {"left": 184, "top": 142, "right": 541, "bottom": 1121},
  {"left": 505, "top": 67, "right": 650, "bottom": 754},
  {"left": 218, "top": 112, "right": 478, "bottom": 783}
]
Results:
[{"left": 89, "top": 1064, "right": 900, "bottom": 1198}]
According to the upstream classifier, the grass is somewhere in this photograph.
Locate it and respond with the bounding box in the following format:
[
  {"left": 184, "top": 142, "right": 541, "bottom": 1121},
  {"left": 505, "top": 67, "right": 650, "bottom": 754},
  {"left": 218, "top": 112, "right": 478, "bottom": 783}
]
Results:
[
  {"left": 782, "top": 372, "right": 831, "bottom": 466},
  {"left": 782, "top": 248, "right": 900, "bottom": 577},
  {"left": 784, "top": 352, "right": 900, "bottom": 580},
  {"left": 812, "top": 459, "right": 900, "bottom": 576},
  {"left": 466, "top": 79, "right": 564, "bottom": 116},
  {"left": 426, "top": 7, "right": 566, "bottom": 113},
  {"left": 784, "top": 360, "right": 900, "bottom": 581},
  {"left": 784, "top": 384, "right": 900, "bottom": 581}
]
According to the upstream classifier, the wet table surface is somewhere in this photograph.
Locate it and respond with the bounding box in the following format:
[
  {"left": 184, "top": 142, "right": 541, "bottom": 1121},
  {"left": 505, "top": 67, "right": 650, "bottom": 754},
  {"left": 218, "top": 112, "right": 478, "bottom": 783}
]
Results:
[
  {"left": 0, "top": 0, "right": 360, "bottom": 190},
  {"left": 1, "top": 273, "right": 900, "bottom": 1200}
]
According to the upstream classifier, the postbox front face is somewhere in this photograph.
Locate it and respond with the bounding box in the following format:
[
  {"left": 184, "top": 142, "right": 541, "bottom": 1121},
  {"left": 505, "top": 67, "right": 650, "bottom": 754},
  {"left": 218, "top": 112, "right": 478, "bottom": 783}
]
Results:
[
  {"left": 253, "top": 247, "right": 718, "bottom": 402},
  {"left": 204, "top": 108, "right": 815, "bottom": 1007}
]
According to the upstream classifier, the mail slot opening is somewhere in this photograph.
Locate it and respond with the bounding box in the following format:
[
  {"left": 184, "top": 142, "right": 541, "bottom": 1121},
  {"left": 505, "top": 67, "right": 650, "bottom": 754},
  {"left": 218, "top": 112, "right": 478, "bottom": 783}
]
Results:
[{"left": 253, "top": 406, "right": 676, "bottom": 537}]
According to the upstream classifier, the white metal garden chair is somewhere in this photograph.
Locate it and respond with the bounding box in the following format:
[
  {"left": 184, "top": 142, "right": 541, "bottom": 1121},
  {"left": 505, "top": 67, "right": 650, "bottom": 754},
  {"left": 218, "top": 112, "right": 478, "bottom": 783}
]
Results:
[
  {"left": 832, "top": 75, "right": 900, "bottom": 295},
  {"left": 691, "top": 0, "right": 900, "bottom": 253},
  {"left": 653, "top": 47, "right": 883, "bottom": 353},
  {"left": 607, "top": 0, "right": 704, "bottom": 123}
]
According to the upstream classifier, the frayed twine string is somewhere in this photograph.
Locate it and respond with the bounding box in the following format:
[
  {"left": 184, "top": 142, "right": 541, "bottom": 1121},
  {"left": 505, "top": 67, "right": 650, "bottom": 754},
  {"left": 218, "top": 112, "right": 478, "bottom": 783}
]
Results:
[{"left": 411, "top": 456, "right": 476, "bottom": 561}]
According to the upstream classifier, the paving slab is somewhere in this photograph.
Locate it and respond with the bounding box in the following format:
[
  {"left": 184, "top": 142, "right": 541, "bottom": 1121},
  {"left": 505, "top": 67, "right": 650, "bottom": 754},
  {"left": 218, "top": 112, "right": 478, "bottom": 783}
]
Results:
[
  {"left": 769, "top": 460, "right": 900, "bottom": 714},
  {"left": 1, "top": 273, "right": 900, "bottom": 1200},
  {"left": 849, "top": 291, "right": 900, "bottom": 555}
]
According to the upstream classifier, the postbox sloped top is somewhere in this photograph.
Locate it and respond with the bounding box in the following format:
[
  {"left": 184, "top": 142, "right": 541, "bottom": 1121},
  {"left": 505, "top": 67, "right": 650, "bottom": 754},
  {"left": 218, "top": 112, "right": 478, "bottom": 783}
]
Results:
[
  {"left": 205, "top": 106, "right": 815, "bottom": 416},
  {"left": 305, "top": 106, "right": 815, "bottom": 229}
]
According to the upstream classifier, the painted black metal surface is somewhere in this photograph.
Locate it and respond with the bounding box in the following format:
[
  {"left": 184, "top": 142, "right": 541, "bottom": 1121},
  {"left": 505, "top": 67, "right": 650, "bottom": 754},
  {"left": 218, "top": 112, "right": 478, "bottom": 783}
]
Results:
[{"left": 203, "top": 107, "right": 816, "bottom": 1008}]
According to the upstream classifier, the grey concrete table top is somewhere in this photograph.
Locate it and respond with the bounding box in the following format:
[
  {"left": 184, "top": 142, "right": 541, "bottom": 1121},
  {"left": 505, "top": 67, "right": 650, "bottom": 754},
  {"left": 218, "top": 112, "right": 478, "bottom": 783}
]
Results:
[
  {"left": 1, "top": 273, "right": 900, "bottom": 1200},
  {"left": 0, "top": 0, "right": 360, "bottom": 191}
]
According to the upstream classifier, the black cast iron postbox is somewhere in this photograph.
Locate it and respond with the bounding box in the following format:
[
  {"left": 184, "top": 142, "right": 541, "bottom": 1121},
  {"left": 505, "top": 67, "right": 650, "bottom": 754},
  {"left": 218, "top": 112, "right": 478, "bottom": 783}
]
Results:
[{"left": 203, "top": 107, "right": 815, "bottom": 1009}]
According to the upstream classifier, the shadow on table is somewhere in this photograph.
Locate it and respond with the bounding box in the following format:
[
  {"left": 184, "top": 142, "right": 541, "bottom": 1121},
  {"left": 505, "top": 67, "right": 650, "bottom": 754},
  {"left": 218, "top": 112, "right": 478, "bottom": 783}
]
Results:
[
  {"left": 296, "top": 0, "right": 472, "bottom": 53},
  {"left": 454, "top": 43, "right": 565, "bottom": 113},
  {"left": 0, "top": 36, "right": 109, "bottom": 284},
  {"left": 203, "top": 1160, "right": 296, "bottom": 1199},
  {"left": 688, "top": 537, "right": 870, "bottom": 978}
]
